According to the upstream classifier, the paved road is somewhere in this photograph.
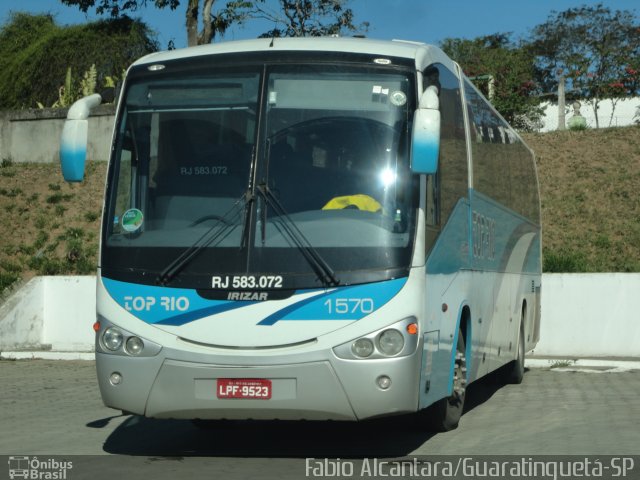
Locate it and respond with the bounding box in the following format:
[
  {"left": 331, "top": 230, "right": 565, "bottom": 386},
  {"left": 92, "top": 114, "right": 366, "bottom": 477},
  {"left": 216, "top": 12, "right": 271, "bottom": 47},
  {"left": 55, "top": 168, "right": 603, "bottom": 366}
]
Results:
[{"left": 1, "top": 359, "right": 639, "bottom": 479}]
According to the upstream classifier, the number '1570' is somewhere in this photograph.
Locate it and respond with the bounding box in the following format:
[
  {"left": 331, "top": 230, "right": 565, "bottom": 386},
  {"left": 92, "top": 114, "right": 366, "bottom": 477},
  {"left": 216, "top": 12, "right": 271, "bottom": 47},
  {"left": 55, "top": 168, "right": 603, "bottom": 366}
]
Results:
[{"left": 324, "top": 298, "right": 374, "bottom": 314}]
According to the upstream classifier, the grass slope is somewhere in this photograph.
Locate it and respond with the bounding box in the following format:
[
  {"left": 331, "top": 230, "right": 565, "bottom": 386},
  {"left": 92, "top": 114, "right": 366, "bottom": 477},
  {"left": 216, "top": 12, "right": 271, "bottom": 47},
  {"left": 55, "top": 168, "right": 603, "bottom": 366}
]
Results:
[
  {"left": 0, "top": 125, "right": 639, "bottom": 295},
  {"left": 0, "top": 160, "right": 105, "bottom": 294},
  {"left": 523, "top": 126, "right": 640, "bottom": 272}
]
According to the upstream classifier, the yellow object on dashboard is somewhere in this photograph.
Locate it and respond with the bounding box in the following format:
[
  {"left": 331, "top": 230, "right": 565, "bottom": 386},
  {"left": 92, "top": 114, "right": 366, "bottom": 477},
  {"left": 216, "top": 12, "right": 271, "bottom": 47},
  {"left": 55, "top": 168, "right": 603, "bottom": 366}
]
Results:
[{"left": 322, "top": 194, "right": 382, "bottom": 212}]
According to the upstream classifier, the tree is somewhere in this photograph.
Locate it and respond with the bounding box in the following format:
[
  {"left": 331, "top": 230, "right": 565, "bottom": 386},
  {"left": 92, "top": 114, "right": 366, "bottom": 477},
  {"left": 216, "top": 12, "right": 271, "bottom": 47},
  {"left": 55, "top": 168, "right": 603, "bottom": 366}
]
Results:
[
  {"left": 61, "top": 0, "right": 230, "bottom": 45},
  {"left": 184, "top": 0, "right": 254, "bottom": 46},
  {"left": 248, "top": 0, "right": 368, "bottom": 38},
  {"left": 0, "top": 13, "right": 158, "bottom": 109},
  {"left": 530, "top": 4, "right": 640, "bottom": 128},
  {"left": 440, "top": 34, "right": 542, "bottom": 131},
  {"left": 61, "top": 0, "right": 366, "bottom": 46}
]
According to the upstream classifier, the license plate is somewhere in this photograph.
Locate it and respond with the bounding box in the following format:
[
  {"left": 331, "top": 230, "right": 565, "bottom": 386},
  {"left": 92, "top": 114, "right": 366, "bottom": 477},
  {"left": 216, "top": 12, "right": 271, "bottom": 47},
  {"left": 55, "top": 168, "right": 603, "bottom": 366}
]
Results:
[{"left": 216, "top": 378, "right": 272, "bottom": 399}]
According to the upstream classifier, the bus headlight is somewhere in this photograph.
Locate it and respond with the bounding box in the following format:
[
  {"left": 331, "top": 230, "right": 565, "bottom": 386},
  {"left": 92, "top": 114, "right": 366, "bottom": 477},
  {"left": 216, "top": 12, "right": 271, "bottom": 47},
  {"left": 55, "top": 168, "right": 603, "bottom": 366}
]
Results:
[
  {"left": 96, "top": 317, "right": 162, "bottom": 357},
  {"left": 125, "top": 336, "right": 145, "bottom": 356},
  {"left": 103, "top": 327, "right": 124, "bottom": 351},
  {"left": 377, "top": 329, "right": 404, "bottom": 356},
  {"left": 351, "top": 338, "right": 375, "bottom": 358},
  {"left": 332, "top": 317, "right": 418, "bottom": 360}
]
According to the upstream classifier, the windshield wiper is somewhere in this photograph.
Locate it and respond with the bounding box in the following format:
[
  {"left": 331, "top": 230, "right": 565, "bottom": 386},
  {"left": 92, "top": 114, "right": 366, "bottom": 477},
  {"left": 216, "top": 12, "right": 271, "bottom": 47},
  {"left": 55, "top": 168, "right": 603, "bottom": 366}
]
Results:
[
  {"left": 256, "top": 183, "right": 339, "bottom": 287},
  {"left": 156, "top": 193, "right": 249, "bottom": 286}
]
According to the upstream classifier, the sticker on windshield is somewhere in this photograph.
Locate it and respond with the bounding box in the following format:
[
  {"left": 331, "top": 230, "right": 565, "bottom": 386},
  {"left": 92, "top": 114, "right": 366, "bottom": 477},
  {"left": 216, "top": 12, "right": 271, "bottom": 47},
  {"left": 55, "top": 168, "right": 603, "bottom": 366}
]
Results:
[
  {"left": 390, "top": 91, "right": 407, "bottom": 107},
  {"left": 121, "top": 208, "right": 144, "bottom": 232}
]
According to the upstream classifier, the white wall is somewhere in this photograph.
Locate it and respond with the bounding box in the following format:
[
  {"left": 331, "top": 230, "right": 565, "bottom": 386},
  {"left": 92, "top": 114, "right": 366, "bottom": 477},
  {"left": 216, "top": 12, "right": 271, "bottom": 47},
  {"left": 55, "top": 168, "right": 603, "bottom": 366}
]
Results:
[
  {"left": 538, "top": 97, "right": 640, "bottom": 132},
  {"left": 534, "top": 273, "right": 640, "bottom": 357},
  {"left": 1, "top": 274, "right": 639, "bottom": 357},
  {"left": 42, "top": 276, "right": 97, "bottom": 351},
  {"left": 0, "top": 106, "right": 115, "bottom": 163},
  {"left": 0, "top": 277, "right": 45, "bottom": 349},
  {"left": 0, "top": 276, "right": 95, "bottom": 351}
]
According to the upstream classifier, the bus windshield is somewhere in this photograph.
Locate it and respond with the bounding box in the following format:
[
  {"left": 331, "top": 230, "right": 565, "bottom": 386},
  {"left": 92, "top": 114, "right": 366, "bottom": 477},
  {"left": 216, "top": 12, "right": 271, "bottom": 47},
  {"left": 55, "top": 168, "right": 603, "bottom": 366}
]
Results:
[{"left": 102, "top": 59, "right": 418, "bottom": 289}]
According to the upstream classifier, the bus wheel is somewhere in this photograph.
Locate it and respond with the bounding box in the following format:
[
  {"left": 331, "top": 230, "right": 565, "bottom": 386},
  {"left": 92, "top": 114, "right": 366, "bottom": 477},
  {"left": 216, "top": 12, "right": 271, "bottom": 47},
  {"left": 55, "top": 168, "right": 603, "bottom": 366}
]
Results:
[
  {"left": 418, "top": 329, "right": 467, "bottom": 432},
  {"left": 502, "top": 323, "right": 525, "bottom": 384}
]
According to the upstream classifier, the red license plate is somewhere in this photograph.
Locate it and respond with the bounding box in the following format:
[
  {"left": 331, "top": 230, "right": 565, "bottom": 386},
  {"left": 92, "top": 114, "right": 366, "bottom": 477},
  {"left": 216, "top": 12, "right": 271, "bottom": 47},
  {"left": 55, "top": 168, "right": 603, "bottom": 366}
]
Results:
[{"left": 216, "top": 378, "right": 272, "bottom": 399}]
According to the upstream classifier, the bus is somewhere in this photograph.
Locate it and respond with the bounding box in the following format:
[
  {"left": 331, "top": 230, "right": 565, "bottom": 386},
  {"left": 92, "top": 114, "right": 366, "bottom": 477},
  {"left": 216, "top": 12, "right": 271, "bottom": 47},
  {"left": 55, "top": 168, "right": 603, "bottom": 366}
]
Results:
[{"left": 60, "top": 37, "right": 541, "bottom": 431}]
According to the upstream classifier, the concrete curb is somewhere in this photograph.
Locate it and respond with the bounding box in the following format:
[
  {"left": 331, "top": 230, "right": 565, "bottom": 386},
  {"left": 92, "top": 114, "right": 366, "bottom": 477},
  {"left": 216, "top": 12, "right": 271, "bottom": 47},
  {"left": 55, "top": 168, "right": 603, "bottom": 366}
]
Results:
[
  {"left": 526, "top": 357, "right": 640, "bottom": 372},
  {"left": 1, "top": 351, "right": 95, "bottom": 360}
]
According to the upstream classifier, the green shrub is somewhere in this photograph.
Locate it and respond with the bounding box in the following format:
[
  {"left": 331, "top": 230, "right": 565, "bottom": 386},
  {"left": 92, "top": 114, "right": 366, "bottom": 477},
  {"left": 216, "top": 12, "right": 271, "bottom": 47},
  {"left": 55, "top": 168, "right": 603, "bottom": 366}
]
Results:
[
  {"left": 84, "top": 211, "right": 100, "bottom": 222},
  {"left": 543, "top": 248, "right": 588, "bottom": 272},
  {"left": 26, "top": 193, "right": 40, "bottom": 205},
  {"left": 0, "top": 271, "right": 20, "bottom": 294},
  {"left": 33, "top": 231, "right": 49, "bottom": 250},
  {"left": 28, "top": 254, "right": 64, "bottom": 275},
  {"left": 46, "top": 192, "right": 73, "bottom": 204},
  {"left": 568, "top": 122, "right": 589, "bottom": 131},
  {"left": 0, "top": 259, "right": 21, "bottom": 273},
  {"left": 34, "top": 215, "right": 47, "bottom": 229}
]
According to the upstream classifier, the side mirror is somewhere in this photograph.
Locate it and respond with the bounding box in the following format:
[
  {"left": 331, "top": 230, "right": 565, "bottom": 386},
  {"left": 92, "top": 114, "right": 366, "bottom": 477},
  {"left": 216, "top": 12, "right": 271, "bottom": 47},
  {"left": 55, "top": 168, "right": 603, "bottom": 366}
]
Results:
[
  {"left": 410, "top": 85, "right": 440, "bottom": 175},
  {"left": 60, "top": 93, "right": 102, "bottom": 182}
]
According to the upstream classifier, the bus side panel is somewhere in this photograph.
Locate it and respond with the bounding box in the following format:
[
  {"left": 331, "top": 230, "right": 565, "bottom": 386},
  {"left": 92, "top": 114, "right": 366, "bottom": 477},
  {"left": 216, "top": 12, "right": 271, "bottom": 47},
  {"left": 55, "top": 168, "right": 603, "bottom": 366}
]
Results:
[
  {"left": 420, "top": 199, "right": 474, "bottom": 409},
  {"left": 469, "top": 190, "right": 541, "bottom": 374},
  {"left": 461, "top": 73, "right": 542, "bottom": 372},
  {"left": 420, "top": 191, "right": 541, "bottom": 412}
]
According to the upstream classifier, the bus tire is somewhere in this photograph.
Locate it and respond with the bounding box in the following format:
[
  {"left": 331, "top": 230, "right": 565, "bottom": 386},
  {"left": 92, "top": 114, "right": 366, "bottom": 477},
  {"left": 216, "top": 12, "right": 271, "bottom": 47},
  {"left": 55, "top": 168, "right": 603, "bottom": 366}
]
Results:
[
  {"left": 503, "top": 323, "right": 525, "bottom": 384},
  {"left": 418, "top": 328, "right": 466, "bottom": 432}
]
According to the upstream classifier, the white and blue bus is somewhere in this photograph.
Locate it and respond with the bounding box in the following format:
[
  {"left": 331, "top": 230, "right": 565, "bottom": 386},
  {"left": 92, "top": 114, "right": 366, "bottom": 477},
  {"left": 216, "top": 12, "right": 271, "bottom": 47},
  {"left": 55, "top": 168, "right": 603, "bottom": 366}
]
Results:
[{"left": 61, "top": 37, "right": 541, "bottom": 431}]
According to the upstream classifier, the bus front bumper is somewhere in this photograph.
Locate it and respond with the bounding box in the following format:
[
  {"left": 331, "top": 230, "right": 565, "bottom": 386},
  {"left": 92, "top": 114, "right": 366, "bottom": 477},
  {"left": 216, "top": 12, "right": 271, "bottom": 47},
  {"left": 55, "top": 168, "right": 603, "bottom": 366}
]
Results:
[{"left": 96, "top": 350, "right": 422, "bottom": 421}]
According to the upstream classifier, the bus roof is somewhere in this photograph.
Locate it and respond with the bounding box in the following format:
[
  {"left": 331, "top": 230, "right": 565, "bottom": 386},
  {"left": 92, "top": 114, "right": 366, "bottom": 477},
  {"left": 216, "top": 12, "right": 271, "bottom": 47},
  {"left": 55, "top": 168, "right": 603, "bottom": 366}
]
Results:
[{"left": 131, "top": 37, "right": 456, "bottom": 73}]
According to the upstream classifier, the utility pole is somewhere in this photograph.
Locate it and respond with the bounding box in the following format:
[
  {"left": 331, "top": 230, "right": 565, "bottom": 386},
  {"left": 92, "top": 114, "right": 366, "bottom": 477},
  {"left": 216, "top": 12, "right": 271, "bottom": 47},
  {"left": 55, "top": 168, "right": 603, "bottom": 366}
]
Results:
[{"left": 557, "top": 75, "right": 566, "bottom": 130}]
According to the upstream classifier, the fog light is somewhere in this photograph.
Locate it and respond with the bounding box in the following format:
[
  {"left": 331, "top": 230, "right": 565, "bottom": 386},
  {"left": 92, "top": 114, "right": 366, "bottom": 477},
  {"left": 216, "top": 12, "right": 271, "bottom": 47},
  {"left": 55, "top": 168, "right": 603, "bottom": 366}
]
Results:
[
  {"left": 377, "top": 375, "right": 392, "bottom": 390},
  {"left": 109, "top": 372, "right": 123, "bottom": 386},
  {"left": 378, "top": 329, "right": 404, "bottom": 356},
  {"left": 351, "top": 338, "right": 374, "bottom": 358},
  {"left": 103, "top": 327, "right": 124, "bottom": 351},
  {"left": 125, "top": 336, "right": 144, "bottom": 356}
]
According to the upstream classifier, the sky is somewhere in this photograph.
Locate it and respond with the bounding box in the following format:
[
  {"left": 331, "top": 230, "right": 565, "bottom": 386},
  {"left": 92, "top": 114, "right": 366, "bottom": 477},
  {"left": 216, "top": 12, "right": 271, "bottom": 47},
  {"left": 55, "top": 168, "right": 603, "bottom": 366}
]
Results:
[{"left": 1, "top": 0, "right": 638, "bottom": 50}]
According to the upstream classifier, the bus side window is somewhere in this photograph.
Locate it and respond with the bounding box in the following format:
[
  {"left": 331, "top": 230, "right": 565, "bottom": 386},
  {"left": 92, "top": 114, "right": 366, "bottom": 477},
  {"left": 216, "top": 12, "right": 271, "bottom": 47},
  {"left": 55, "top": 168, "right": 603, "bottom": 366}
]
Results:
[
  {"left": 422, "top": 63, "right": 468, "bottom": 254},
  {"left": 425, "top": 173, "right": 438, "bottom": 225},
  {"left": 425, "top": 173, "right": 440, "bottom": 254}
]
